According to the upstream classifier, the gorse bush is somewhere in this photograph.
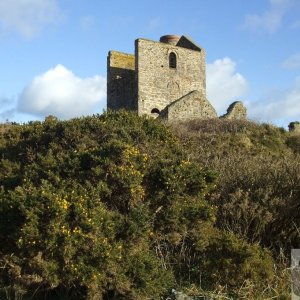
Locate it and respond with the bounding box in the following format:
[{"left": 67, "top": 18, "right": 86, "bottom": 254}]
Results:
[{"left": 0, "top": 112, "right": 291, "bottom": 299}]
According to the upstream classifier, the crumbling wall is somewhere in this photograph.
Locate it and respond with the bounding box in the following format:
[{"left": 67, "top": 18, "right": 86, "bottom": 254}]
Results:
[
  {"left": 221, "top": 101, "right": 247, "bottom": 120},
  {"left": 289, "top": 122, "right": 300, "bottom": 134},
  {"left": 160, "top": 90, "right": 217, "bottom": 121}
]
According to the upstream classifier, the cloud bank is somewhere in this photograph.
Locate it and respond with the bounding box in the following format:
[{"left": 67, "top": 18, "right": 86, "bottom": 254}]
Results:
[
  {"left": 249, "top": 76, "right": 300, "bottom": 123},
  {"left": 0, "top": 0, "right": 62, "bottom": 38},
  {"left": 242, "top": 0, "right": 295, "bottom": 33},
  {"left": 18, "top": 65, "right": 106, "bottom": 119},
  {"left": 206, "top": 57, "right": 248, "bottom": 114}
]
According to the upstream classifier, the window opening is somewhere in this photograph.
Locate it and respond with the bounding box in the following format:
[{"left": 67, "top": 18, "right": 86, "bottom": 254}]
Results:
[{"left": 169, "top": 52, "right": 177, "bottom": 69}]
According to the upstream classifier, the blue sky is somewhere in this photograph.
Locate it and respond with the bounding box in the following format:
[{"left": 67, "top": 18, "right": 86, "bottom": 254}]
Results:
[{"left": 0, "top": 0, "right": 300, "bottom": 127}]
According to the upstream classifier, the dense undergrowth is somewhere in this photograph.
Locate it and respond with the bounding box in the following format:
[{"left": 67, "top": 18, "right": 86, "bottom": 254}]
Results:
[{"left": 0, "top": 112, "right": 299, "bottom": 299}]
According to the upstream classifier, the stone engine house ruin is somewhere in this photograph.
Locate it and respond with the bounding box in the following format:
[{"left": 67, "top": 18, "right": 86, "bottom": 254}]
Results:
[{"left": 107, "top": 34, "right": 247, "bottom": 121}]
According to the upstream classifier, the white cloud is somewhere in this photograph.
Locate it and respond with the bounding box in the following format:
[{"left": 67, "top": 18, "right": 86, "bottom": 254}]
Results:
[
  {"left": 282, "top": 53, "right": 300, "bottom": 69},
  {"left": 206, "top": 57, "right": 248, "bottom": 114},
  {"left": 249, "top": 76, "right": 300, "bottom": 123},
  {"left": 242, "top": 0, "right": 295, "bottom": 33},
  {"left": 0, "top": 0, "right": 62, "bottom": 38},
  {"left": 18, "top": 65, "right": 106, "bottom": 119}
]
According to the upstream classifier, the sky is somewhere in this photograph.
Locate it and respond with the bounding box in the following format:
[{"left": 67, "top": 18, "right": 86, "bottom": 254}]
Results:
[{"left": 0, "top": 0, "right": 300, "bottom": 127}]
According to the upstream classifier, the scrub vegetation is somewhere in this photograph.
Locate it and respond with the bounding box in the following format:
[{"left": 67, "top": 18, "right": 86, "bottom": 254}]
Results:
[{"left": 1, "top": 111, "right": 299, "bottom": 299}]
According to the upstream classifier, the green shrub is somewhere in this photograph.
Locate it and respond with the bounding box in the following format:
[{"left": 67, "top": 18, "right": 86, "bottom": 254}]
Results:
[{"left": 0, "top": 112, "right": 279, "bottom": 299}]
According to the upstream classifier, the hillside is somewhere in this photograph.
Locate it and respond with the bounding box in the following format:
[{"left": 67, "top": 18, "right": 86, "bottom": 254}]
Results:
[
  {"left": 171, "top": 119, "right": 300, "bottom": 251},
  {"left": 1, "top": 112, "right": 299, "bottom": 299}
]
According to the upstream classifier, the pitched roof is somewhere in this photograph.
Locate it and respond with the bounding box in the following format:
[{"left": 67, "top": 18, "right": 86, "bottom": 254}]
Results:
[{"left": 176, "top": 35, "right": 202, "bottom": 52}]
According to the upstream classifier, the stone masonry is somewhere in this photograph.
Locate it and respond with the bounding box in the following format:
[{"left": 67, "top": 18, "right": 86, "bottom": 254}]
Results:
[
  {"left": 107, "top": 34, "right": 246, "bottom": 121},
  {"left": 289, "top": 122, "right": 300, "bottom": 134},
  {"left": 160, "top": 90, "right": 217, "bottom": 120},
  {"left": 221, "top": 101, "right": 247, "bottom": 120},
  {"left": 107, "top": 51, "right": 136, "bottom": 111}
]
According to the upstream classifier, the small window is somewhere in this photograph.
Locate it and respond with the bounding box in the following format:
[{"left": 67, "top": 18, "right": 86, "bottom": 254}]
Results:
[
  {"left": 169, "top": 52, "right": 177, "bottom": 69},
  {"left": 151, "top": 108, "right": 160, "bottom": 114}
]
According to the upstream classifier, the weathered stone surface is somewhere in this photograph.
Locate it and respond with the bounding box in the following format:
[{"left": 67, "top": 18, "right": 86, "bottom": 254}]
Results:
[
  {"left": 221, "top": 101, "right": 247, "bottom": 120},
  {"left": 107, "top": 35, "right": 247, "bottom": 121},
  {"left": 107, "top": 51, "right": 136, "bottom": 111},
  {"left": 136, "top": 38, "right": 206, "bottom": 118},
  {"left": 160, "top": 90, "right": 217, "bottom": 121},
  {"left": 289, "top": 122, "right": 300, "bottom": 134}
]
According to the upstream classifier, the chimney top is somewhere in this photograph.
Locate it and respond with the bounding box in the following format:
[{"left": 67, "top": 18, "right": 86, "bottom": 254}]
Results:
[{"left": 159, "top": 35, "right": 180, "bottom": 45}]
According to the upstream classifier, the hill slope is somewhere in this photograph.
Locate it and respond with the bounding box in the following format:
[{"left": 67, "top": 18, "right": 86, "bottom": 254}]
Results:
[
  {"left": 1, "top": 112, "right": 299, "bottom": 299},
  {"left": 171, "top": 119, "right": 300, "bottom": 252}
]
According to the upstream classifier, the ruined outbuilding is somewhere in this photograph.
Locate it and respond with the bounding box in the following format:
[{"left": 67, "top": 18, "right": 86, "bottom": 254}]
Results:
[
  {"left": 221, "top": 101, "right": 247, "bottom": 120},
  {"left": 107, "top": 34, "right": 247, "bottom": 121},
  {"left": 289, "top": 122, "right": 300, "bottom": 134}
]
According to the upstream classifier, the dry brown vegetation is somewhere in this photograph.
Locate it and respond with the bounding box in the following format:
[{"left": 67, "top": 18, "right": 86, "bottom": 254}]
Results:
[{"left": 169, "top": 118, "right": 300, "bottom": 299}]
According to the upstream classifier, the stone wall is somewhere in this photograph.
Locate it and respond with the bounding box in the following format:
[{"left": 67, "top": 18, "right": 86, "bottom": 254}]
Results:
[
  {"left": 106, "top": 35, "right": 248, "bottom": 123},
  {"left": 221, "top": 101, "right": 247, "bottom": 120},
  {"left": 107, "top": 51, "right": 137, "bottom": 111},
  {"left": 135, "top": 38, "right": 206, "bottom": 117},
  {"left": 160, "top": 90, "right": 217, "bottom": 121},
  {"left": 289, "top": 122, "right": 300, "bottom": 134}
]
